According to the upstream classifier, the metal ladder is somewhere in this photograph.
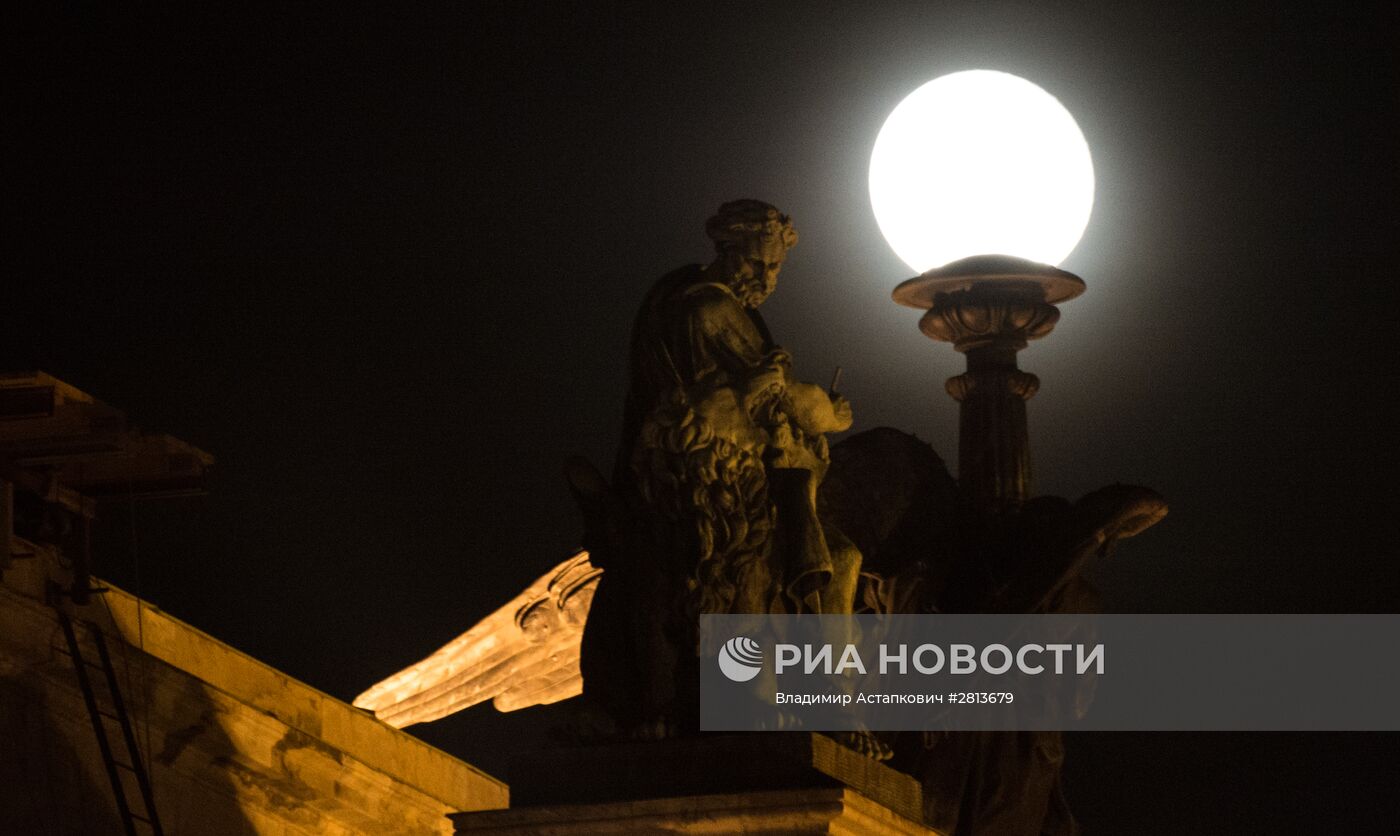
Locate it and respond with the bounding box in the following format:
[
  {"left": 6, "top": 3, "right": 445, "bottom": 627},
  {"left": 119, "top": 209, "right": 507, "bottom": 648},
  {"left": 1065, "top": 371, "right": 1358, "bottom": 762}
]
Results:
[{"left": 56, "top": 610, "right": 164, "bottom": 836}]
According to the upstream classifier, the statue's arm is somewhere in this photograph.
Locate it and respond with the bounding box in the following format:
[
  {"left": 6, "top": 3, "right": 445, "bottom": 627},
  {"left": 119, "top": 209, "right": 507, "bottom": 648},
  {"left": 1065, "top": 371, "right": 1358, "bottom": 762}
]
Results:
[
  {"left": 682, "top": 286, "right": 853, "bottom": 438},
  {"left": 687, "top": 285, "right": 790, "bottom": 407}
]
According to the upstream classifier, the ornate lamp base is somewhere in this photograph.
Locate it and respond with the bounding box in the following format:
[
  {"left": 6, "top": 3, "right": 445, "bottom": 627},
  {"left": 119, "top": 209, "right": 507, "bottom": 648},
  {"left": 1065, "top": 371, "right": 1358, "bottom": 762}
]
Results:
[{"left": 893, "top": 255, "right": 1085, "bottom": 515}]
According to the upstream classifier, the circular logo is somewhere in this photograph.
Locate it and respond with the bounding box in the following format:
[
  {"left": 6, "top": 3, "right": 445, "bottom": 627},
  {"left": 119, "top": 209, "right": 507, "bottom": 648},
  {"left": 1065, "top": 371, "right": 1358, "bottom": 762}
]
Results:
[{"left": 717, "top": 636, "right": 763, "bottom": 682}]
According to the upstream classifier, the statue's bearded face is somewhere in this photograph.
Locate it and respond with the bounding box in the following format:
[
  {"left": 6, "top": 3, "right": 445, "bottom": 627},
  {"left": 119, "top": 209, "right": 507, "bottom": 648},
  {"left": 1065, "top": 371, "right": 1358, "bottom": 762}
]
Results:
[{"left": 725, "top": 234, "right": 789, "bottom": 308}]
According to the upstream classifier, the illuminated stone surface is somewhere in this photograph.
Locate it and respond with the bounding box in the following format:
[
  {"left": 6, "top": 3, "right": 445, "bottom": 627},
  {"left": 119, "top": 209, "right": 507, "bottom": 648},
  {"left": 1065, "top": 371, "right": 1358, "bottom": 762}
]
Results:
[
  {"left": 355, "top": 551, "right": 599, "bottom": 725},
  {"left": 0, "top": 550, "right": 508, "bottom": 834},
  {"left": 452, "top": 787, "right": 932, "bottom": 835}
]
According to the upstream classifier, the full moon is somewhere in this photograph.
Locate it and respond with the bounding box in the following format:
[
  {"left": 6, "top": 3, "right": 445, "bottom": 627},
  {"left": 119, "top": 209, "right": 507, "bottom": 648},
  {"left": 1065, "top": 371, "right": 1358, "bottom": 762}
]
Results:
[{"left": 869, "top": 70, "right": 1095, "bottom": 272}]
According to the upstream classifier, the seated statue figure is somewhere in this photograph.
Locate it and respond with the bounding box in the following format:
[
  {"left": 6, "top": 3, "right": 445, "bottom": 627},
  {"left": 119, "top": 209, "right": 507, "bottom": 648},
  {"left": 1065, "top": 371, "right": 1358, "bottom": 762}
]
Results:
[{"left": 569, "top": 199, "right": 860, "bottom": 738}]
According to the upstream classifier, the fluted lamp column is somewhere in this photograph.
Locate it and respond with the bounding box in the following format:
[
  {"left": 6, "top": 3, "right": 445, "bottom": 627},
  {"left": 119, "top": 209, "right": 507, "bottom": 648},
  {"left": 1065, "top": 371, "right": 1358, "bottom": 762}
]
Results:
[{"left": 893, "top": 255, "right": 1085, "bottom": 515}]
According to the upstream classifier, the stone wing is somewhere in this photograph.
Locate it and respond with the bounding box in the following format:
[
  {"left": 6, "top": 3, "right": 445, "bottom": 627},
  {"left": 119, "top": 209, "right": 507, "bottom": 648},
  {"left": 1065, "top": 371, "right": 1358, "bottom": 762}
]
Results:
[{"left": 353, "top": 551, "right": 600, "bottom": 728}]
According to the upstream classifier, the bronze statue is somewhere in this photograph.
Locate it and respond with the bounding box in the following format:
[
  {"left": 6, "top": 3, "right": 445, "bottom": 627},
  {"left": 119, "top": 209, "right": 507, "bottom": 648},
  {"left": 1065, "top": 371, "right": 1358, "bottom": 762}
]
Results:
[
  {"left": 570, "top": 200, "right": 861, "bottom": 738},
  {"left": 360, "top": 200, "right": 1169, "bottom": 834},
  {"left": 819, "top": 426, "right": 1165, "bottom": 834}
]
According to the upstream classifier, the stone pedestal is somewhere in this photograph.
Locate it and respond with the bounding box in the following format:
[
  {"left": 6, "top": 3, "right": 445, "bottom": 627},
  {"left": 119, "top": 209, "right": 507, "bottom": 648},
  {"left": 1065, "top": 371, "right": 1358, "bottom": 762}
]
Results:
[{"left": 451, "top": 733, "right": 938, "bottom": 835}]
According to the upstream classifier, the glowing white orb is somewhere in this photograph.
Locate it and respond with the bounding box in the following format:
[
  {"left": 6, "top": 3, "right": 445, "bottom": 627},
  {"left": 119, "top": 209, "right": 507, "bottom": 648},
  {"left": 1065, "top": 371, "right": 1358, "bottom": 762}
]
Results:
[{"left": 869, "top": 70, "right": 1095, "bottom": 272}]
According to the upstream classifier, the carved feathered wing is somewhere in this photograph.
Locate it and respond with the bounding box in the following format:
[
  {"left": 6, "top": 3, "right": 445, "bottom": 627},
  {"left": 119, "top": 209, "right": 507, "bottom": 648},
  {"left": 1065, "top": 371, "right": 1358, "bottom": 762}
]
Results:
[{"left": 353, "top": 551, "right": 600, "bottom": 728}]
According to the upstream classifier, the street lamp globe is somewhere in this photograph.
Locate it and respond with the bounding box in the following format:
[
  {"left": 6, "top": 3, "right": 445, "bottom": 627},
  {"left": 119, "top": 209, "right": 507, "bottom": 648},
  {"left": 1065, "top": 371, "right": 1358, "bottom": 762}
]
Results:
[{"left": 869, "top": 69, "right": 1094, "bottom": 272}]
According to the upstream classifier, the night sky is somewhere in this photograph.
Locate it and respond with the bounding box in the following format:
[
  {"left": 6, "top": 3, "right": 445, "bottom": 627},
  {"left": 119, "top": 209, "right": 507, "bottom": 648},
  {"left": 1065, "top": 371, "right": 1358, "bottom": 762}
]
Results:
[{"left": 12, "top": 3, "right": 1399, "bottom": 832}]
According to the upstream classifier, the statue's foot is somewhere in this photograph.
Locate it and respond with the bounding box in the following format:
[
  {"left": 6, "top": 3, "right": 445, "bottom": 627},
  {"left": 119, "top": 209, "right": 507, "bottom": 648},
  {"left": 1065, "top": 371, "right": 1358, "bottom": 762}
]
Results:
[{"left": 834, "top": 729, "right": 893, "bottom": 762}]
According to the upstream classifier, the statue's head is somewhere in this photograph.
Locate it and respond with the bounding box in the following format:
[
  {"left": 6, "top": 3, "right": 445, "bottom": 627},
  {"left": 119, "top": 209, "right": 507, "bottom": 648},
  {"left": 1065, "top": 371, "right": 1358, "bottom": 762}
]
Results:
[{"left": 705, "top": 200, "right": 798, "bottom": 308}]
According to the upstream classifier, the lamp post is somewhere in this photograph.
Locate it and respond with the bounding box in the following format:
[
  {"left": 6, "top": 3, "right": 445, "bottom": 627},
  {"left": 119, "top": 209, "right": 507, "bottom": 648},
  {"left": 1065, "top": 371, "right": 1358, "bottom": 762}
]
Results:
[
  {"left": 893, "top": 254, "right": 1084, "bottom": 515},
  {"left": 869, "top": 71, "right": 1096, "bottom": 516}
]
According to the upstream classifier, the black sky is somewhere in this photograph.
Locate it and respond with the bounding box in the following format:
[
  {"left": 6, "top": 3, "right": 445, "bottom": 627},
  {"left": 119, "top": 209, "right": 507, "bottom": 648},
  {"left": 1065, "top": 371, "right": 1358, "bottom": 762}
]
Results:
[{"left": 11, "top": 2, "right": 1400, "bottom": 832}]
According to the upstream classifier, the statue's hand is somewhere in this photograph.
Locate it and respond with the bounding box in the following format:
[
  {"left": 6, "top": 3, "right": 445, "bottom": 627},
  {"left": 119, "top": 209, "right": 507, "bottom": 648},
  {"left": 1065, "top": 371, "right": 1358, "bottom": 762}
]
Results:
[
  {"left": 743, "top": 368, "right": 785, "bottom": 407},
  {"left": 743, "top": 352, "right": 791, "bottom": 408},
  {"left": 829, "top": 394, "right": 854, "bottom": 432}
]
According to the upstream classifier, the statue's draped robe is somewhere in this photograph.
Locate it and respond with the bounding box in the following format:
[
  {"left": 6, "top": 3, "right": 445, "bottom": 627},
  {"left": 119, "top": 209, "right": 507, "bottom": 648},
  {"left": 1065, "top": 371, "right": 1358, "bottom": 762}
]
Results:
[
  {"left": 617, "top": 264, "right": 838, "bottom": 611},
  {"left": 616, "top": 264, "right": 772, "bottom": 477},
  {"left": 581, "top": 264, "right": 841, "bottom": 731}
]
